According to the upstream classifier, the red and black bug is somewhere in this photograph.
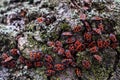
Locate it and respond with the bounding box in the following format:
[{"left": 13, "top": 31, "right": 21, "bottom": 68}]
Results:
[
  {"left": 84, "top": 32, "right": 92, "bottom": 41},
  {"left": 75, "top": 43, "right": 85, "bottom": 52},
  {"left": 84, "top": 21, "right": 91, "bottom": 31},
  {"left": 80, "top": 13, "right": 87, "bottom": 20},
  {"left": 109, "top": 33, "right": 117, "bottom": 42},
  {"left": 55, "top": 41, "right": 63, "bottom": 47},
  {"left": 97, "top": 39, "right": 104, "bottom": 48},
  {"left": 91, "top": 16, "right": 102, "bottom": 21},
  {"left": 73, "top": 26, "right": 82, "bottom": 32},
  {"left": 89, "top": 46, "right": 98, "bottom": 53},
  {"left": 62, "top": 32, "right": 73, "bottom": 36},
  {"left": 82, "top": 60, "right": 91, "bottom": 69},
  {"left": 34, "top": 61, "right": 43, "bottom": 67},
  {"left": 45, "top": 62, "right": 53, "bottom": 69},
  {"left": 93, "top": 28, "right": 102, "bottom": 35},
  {"left": 54, "top": 64, "right": 65, "bottom": 71},
  {"left": 47, "top": 41, "right": 55, "bottom": 47},
  {"left": 30, "top": 51, "right": 43, "bottom": 61},
  {"left": 65, "top": 50, "right": 73, "bottom": 59},
  {"left": 18, "top": 56, "right": 26, "bottom": 64},
  {"left": 88, "top": 41, "right": 96, "bottom": 48},
  {"left": 10, "top": 48, "right": 19, "bottom": 56},
  {"left": 25, "top": 60, "right": 33, "bottom": 69},
  {"left": 45, "top": 69, "right": 55, "bottom": 76},
  {"left": 65, "top": 37, "right": 76, "bottom": 44},
  {"left": 110, "top": 43, "right": 118, "bottom": 49},
  {"left": 61, "top": 58, "right": 73, "bottom": 67},
  {"left": 103, "top": 39, "right": 110, "bottom": 48},
  {"left": 98, "top": 23, "right": 104, "bottom": 31},
  {"left": 57, "top": 47, "right": 65, "bottom": 56},
  {"left": 68, "top": 44, "right": 75, "bottom": 51},
  {"left": 93, "top": 55, "right": 102, "bottom": 63},
  {"left": 2, "top": 53, "right": 9, "bottom": 60},
  {"left": 44, "top": 54, "right": 53, "bottom": 63},
  {"left": 53, "top": 47, "right": 60, "bottom": 53},
  {"left": 75, "top": 68, "right": 82, "bottom": 77},
  {"left": 8, "top": 60, "right": 16, "bottom": 68}
]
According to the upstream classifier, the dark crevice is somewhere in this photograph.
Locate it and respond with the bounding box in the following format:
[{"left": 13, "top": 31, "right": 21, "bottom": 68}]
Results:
[{"left": 107, "top": 49, "right": 120, "bottom": 80}]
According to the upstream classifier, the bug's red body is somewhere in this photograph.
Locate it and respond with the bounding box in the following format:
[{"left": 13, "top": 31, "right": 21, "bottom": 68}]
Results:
[
  {"left": 75, "top": 68, "right": 82, "bottom": 77},
  {"left": 45, "top": 54, "right": 53, "bottom": 63},
  {"left": 54, "top": 64, "right": 65, "bottom": 71},
  {"left": 34, "top": 61, "right": 43, "bottom": 67},
  {"left": 45, "top": 70, "right": 55, "bottom": 76},
  {"left": 73, "top": 26, "right": 82, "bottom": 32},
  {"left": 82, "top": 60, "right": 91, "bottom": 69}
]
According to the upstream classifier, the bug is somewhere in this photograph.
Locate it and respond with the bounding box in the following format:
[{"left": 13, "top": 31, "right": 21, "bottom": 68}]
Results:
[
  {"left": 80, "top": 13, "right": 87, "bottom": 20},
  {"left": 82, "top": 60, "right": 91, "bottom": 69},
  {"left": 53, "top": 47, "right": 60, "bottom": 53},
  {"left": 57, "top": 47, "right": 65, "bottom": 56},
  {"left": 68, "top": 44, "right": 75, "bottom": 51},
  {"left": 45, "top": 62, "right": 53, "bottom": 69},
  {"left": 75, "top": 68, "right": 82, "bottom": 77},
  {"left": 36, "top": 17, "right": 44, "bottom": 23},
  {"left": 70, "top": 61, "right": 77, "bottom": 67},
  {"left": 30, "top": 51, "right": 43, "bottom": 61},
  {"left": 109, "top": 33, "right": 117, "bottom": 42},
  {"left": 97, "top": 39, "right": 104, "bottom": 48},
  {"left": 54, "top": 64, "right": 65, "bottom": 71},
  {"left": 2, "top": 53, "right": 9, "bottom": 60},
  {"left": 88, "top": 41, "right": 96, "bottom": 48},
  {"left": 74, "top": 40, "right": 82, "bottom": 47},
  {"left": 8, "top": 60, "right": 16, "bottom": 68},
  {"left": 110, "top": 43, "right": 118, "bottom": 49},
  {"left": 91, "top": 16, "right": 102, "bottom": 21},
  {"left": 47, "top": 41, "right": 55, "bottom": 47},
  {"left": 93, "top": 55, "right": 102, "bottom": 63},
  {"left": 25, "top": 60, "right": 33, "bottom": 69},
  {"left": 65, "top": 50, "right": 73, "bottom": 59},
  {"left": 84, "top": 21, "right": 91, "bottom": 31},
  {"left": 34, "top": 61, "right": 43, "bottom": 67},
  {"left": 84, "top": 32, "right": 92, "bottom": 41},
  {"left": 89, "top": 46, "right": 98, "bottom": 53},
  {"left": 45, "top": 69, "right": 55, "bottom": 76},
  {"left": 75, "top": 43, "right": 85, "bottom": 52},
  {"left": 98, "top": 23, "right": 104, "bottom": 31},
  {"left": 65, "top": 37, "right": 76, "bottom": 44},
  {"left": 55, "top": 41, "right": 63, "bottom": 47},
  {"left": 62, "top": 32, "right": 73, "bottom": 36},
  {"left": 44, "top": 54, "right": 53, "bottom": 63},
  {"left": 93, "top": 28, "right": 102, "bottom": 35},
  {"left": 18, "top": 56, "right": 26, "bottom": 64},
  {"left": 103, "top": 39, "right": 110, "bottom": 48},
  {"left": 61, "top": 59, "right": 73, "bottom": 67},
  {"left": 10, "top": 48, "right": 19, "bottom": 56},
  {"left": 73, "top": 26, "right": 82, "bottom": 32}
]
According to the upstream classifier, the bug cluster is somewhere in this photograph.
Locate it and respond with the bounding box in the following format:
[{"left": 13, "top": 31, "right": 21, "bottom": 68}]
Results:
[{"left": 1, "top": 12, "right": 119, "bottom": 80}]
